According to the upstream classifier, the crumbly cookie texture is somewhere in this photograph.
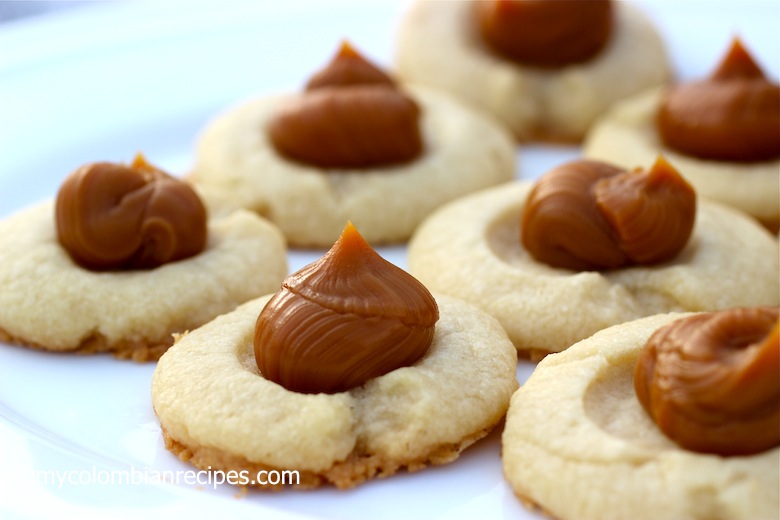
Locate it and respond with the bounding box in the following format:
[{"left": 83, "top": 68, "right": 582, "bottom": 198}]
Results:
[
  {"left": 151, "top": 293, "right": 518, "bottom": 489},
  {"left": 502, "top": 313, "right": 779, "bottom": 520},
  {"left": 407, "top": 181, "right": 779, "bottom": 358},
  {"left": 395, "top": 1, "right": 668, "bottom": 142},
  {"left": 189, "top": 85, "right": 516, "bottom": 247},
  {"left": 0, "top": 202, "right": 288, "bottom": 361},
  {"left": 583, "top": 87, "right": 780, "bottom": 229}
]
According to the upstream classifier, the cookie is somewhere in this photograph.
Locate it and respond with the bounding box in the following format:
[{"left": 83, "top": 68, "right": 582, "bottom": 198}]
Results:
[
  {"left": 0, "top": 202, "right": 287, "bottom": 361},
  {"left": 502, "top": 313, "right": 779, "bottom": 520},
  {"left": 189, "top": 44, "right": 515, "bottom": 247},
  {"left": 407, "top": 180, "right": 779, "bottom": 358},
  {"left": 152, "top": 293, "right": 518, "bottom": 489},
  {"left": 395, "top": 0, "right": 668, "bottom": 142}
]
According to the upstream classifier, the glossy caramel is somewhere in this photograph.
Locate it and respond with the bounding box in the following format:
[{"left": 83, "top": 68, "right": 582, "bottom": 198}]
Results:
[
  {"left": 269, "top": 42, "right": 423, "bottom": 169},
  {"left": 305, "top": 41, "right": 395, "bottom": 89},
  {"left": 56, "top": 154, "right": 207, "bottom": 270},
  {"left": 635, "top": 307, "right": 780, "bottom": 456},
  {"left": 521, "top": 157, "right": 695, "bottom": 271},
  {"left": 477, "top": 0, "right": 612, "bottom": 67},
  {"left": 254, "top": 222, "right": 438, "bottom": 394},
  {"left": 658, "top": 38, "right": 780, "bottom": 162}
]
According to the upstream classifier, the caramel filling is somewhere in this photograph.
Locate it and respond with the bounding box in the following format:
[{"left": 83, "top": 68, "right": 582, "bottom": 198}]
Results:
[
  {"left": 634, "top": 307, "right": 780, "bottom": 456},
  {"left": 521, "top": 157, "right": 696, "bottom": 271},
  {"left": 269, "top": 42, "right": 423, "bottom": 169},
  {"left": 657, "top": 38, "right": 780, "bottom": 162},
  {"left": 55, "top": 154, "right": 207, "bottom": 270},
  {"left": 254, "top": 222, "right": 439, "bottom": 394},
  {"left": 305, "top": 41, "right": 395, "bottom": 90},
  {"left": 477, "top": 0, "right": 612, "bottom": 67}
]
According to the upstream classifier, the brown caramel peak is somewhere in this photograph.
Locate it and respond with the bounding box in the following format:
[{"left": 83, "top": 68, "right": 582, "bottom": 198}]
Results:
[
  {"left": 288, "top": 221, "right": 438, "bottom": 324},
  {"left": 594, "top": 156, "right": 696, "bottom": 265},
  {"left": 521, "top": 158, "right": 696, "bottom": 271},
  {"left": 477, "top": 0, "right": 613, "bottom": 68},
  {"left": 254, "top": 222, "right": 439, "bottom": 394},
  {"left": 270, "top": 42, "right": 423, "bottom": 169},
  {"left": 634, "top": 307, "right": 780, "bottom": 456},
  {"left": 657, "top": 38, "right": 780, "bottom": 162},
  {"left": 130, "top": 151, "right": 158, "bottom": 174},
  {"left": 711, "top": 37, "right": 766, "bottom": 81},
  {"left": 305, "top": 40, "right": 395, "bottom": 90},
  {"left": 55, "top": 154, "right": 207, "bottom": 270}
]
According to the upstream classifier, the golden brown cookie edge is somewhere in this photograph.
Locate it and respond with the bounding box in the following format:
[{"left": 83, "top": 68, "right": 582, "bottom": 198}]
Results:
[{"left": 160, "top": 421, "right": 498, "bottom": 491}]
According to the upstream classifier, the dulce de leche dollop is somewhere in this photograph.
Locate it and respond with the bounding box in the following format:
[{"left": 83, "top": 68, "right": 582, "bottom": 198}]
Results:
[
  {"left": 56, "top": 154, "right": 207, "bottom": 270},
  {"left": 477, "top": 0, "right": 613, "bottom": 67},
  {"left": 269, "top": 42, "right": 423, "bottom": 169},
  {"left": 521, "top": 157, "right": 696, "bottom": 271},
  {"left": 635, "top": 307, "right": 780, "bottom": 456},
  {"left": 657, "top": 38, "right": 780, "bottom": 162},
  {"left": 254, "top": 222, "right": 439, "bottom": 394}
]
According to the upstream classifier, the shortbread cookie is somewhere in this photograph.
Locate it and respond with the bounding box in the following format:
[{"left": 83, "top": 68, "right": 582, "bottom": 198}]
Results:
[
  {"left": 407, "top": 181, "right": 780, "bottom": 358},
  {"left": 395, "top": 0, "right": 668, "bottom": 142},
  {"left": 190, "top": 84, "right": 515, "bottom": 247},
  {"left": 502, "top": 313, "right": 779, "bottom": 520},
  {"left": 0, "top": 202, "right": 287, "bottom": 361},
  {"left": 583, "top": 87, "right": 780, "bottom": 228},
  {"left": 152, "top": 293, "right": 518, "bottom": 489}
]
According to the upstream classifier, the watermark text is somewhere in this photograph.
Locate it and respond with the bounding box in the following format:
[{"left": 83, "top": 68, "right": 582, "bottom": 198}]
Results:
[{"left": 34, "top": 465, "right": 299, "bottom": 490}]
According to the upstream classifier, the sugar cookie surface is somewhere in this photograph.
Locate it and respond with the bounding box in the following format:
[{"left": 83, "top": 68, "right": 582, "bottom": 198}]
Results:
[
  {"left": 189, "top": 86, "right": 515, "bottom": 247},
  {"left": 152, "top": 293, "right": 518, "bottom": 489},
  {"left": 395, "top": 1, "right": 668, "bottom": 141},
  {"left": 0, "top": 202, "right": 288, "bottom": 360},
  {"left": 407, "top": 181, "right": 780, "bottom": 357},
  {"left": 502, "top": 313, "right": 779, "bottom": 520}
]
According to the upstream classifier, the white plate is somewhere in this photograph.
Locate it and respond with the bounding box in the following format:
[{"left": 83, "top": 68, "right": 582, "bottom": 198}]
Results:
[{"left": 0, "top": 2, "right": 777, "bottom": 519}]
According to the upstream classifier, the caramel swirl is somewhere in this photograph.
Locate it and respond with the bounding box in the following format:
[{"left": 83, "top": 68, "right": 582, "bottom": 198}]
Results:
[
  {"left": 634, "top": 307, "right": 780, "bottom": 456},
  {"left": 269, "top": 42, "right": 423, "bottom": 169},
  {"left": 657, "top": 38, "right": 780, "bottom": 162},
  {"left": 254, "top": 222, "right": 439, "bottom": 394},
  {"left": 521, "top": 157, "right": 696, "bottom": 271},
  {"left": 56, "top": 154, "right": 207, "bottom": 270},
  {"left": 477, "top": 0, "right": 613, "bottom": 67}
]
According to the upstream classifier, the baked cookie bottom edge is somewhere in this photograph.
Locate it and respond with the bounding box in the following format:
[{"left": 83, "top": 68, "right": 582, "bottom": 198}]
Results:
[
  {"left": 161, "top": 421, "right": 498, "bottom": 491},
  {"left": 0, "top": 324, "right": 172, "bottom": 362},
  {"left": 510, "top": 490, "right": 562, "bottom": 520}
]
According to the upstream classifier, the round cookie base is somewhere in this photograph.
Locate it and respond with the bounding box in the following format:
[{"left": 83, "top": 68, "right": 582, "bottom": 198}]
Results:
[
  {"left": 189, "top": 86, "right": 516, "bottom": 247},
  {"left": 152, "top": 294, "right": 518, "bottom": 490},
  {"left": 501, "top": 313, "right": 780, "bottom": 520},
  {"left": 408, "top": 181, "right": 780, "bottom": 357},
  {"left": 161, "top": 422, "right": 494, "bottom": 491},
  {"left": 0, "top": 204, "right": 288, "bottom": 360}
]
